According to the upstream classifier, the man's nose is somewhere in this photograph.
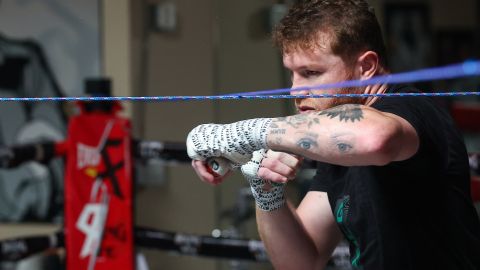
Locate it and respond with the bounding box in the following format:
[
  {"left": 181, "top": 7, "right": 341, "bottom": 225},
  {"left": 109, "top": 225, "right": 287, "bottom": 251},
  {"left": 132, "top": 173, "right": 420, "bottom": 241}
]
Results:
[
  {"left": 290, "top": 87, "right": 310, "bottom": 96},
  {"left": 290, "top": 78, "right": 310, "bottom": 96}
]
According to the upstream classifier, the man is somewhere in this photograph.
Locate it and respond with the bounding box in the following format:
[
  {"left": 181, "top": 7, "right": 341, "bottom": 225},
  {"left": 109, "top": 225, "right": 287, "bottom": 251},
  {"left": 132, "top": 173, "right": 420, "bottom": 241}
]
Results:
[{"left": 187, "top": 1, "right": 480, "bottom": 269}]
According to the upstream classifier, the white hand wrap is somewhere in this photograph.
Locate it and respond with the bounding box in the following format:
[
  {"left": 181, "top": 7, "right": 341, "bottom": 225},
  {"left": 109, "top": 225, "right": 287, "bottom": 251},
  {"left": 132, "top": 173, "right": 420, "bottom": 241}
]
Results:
[
  {"left": 186, "top": 118, "right": 272, "bottom": 165},
  {"left": 241, "top": 150, "right": 286, "bottom": 212}
]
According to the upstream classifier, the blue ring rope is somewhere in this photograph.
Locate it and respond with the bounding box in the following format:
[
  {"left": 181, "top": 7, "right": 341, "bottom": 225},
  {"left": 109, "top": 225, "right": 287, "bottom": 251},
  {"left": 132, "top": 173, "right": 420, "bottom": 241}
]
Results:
[
  {"left": 0, "top": 61, "right": 478, "bottom": 102},
  {"left": 228, "top": 60, "right": 480, "bottom": 96},
  {"left": 0, "top": 92, "right": 478, "bottom": 102}
]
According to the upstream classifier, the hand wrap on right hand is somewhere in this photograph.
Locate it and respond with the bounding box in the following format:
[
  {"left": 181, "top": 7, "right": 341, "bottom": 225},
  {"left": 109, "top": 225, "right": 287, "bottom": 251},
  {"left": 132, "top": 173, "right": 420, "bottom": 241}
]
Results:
[{"left": 241, "top": 149, "right": 286, "bottom": 212}]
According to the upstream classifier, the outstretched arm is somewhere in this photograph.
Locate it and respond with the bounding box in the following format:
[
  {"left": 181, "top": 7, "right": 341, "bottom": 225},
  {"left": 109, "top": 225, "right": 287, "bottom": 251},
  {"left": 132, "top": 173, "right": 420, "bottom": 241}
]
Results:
[
  {"left": 187, "top": 103, "right": 418, "bottom": 167},
  {"left": 267, "top": 104, "right": 419, "bottom": 166}
]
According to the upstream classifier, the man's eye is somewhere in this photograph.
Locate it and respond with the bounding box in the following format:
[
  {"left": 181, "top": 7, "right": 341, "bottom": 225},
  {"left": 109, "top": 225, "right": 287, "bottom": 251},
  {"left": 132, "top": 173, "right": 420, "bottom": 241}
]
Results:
[{"left": 302, "top": 70, "right": 320, "bottom": 77}]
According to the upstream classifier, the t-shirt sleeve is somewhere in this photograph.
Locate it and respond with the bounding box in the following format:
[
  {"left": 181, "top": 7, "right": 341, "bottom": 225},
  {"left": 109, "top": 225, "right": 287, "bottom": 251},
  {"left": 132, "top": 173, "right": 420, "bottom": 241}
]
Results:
[{"left": 371, "top": 86, "right": 449, "bottom": 165}]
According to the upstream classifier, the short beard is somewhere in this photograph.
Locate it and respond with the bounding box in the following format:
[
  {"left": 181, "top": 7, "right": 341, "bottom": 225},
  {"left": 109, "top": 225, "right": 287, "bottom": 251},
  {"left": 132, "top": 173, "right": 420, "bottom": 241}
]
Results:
[{"left": 331, "top": 70, "right": 365, "bottom": 107}]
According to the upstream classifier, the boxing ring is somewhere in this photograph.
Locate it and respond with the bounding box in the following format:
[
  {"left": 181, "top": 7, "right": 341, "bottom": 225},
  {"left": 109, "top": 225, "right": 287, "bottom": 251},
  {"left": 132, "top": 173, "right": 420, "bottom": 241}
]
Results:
[{"left": 0, "top": 61, "right": 479, "bottom": 270}]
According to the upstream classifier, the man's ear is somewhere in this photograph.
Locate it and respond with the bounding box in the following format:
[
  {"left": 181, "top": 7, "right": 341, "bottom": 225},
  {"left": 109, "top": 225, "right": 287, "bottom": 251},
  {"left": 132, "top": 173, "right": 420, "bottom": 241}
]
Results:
[{"left": 357, "top": 51, "right": 379, "bottom": 79}]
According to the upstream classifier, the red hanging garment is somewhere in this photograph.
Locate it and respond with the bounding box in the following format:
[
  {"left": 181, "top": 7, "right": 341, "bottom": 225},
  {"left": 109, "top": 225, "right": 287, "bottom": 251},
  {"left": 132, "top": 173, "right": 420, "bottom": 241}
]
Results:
[{"left": 65, "top": 111, "right": 134, "bottom": 270}]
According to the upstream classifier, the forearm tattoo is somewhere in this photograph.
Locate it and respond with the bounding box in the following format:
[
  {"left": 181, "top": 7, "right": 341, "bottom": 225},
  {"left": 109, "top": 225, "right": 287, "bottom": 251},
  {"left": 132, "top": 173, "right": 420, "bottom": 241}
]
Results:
[
  {"left": 331, "top": 133, "right": 355, "bottom": 153},
  {"left": 296, "top": 132, "right": 319, "bottom": 150},
  {"left": 266, "top": 105, "right": 364, "bottom": 156},
  {"left": 318, "top": 104, "right": 364, "bottom": 122},
  {"left": 272, "top": 114, "right": 321, "bottom": 129},
  {"left": 337, "top": 142, "right": 353, "bottom": 152}
]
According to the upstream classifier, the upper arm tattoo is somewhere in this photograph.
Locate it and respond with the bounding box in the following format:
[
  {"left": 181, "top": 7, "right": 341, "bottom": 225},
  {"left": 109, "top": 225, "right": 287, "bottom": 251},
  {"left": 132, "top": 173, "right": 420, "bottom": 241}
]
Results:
[{"left": 318, "top": 104, "right": 364, "bottom": 122}]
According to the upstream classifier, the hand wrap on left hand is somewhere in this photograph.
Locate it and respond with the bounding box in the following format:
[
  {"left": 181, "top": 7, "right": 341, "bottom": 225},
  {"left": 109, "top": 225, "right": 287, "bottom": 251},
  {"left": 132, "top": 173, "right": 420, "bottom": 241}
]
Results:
[{"left": 186, "top": 118, "right": 272, "bottom": 165}]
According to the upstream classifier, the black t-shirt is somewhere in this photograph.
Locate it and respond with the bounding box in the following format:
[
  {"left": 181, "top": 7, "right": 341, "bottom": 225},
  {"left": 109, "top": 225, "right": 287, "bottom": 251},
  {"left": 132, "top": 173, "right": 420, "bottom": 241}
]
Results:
[{"left": 310, "top": 85, "right": 480, "bottom": 269}]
